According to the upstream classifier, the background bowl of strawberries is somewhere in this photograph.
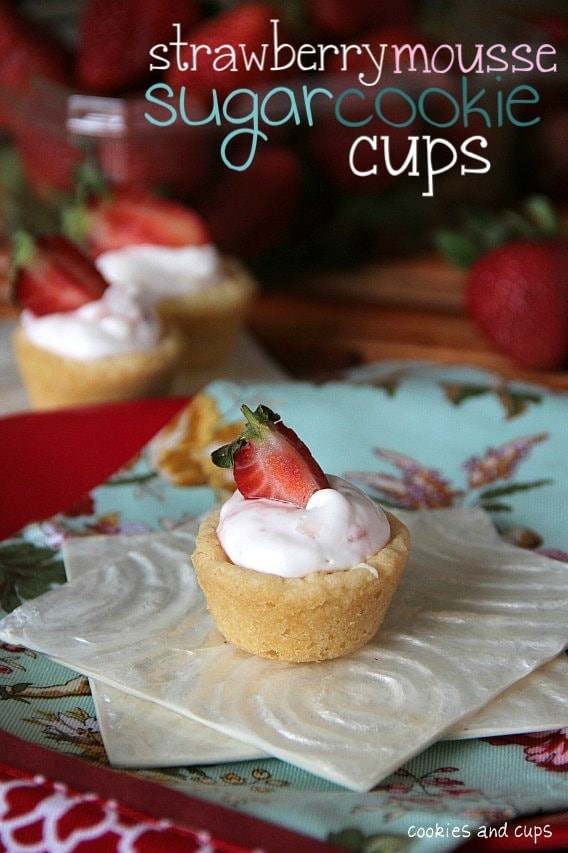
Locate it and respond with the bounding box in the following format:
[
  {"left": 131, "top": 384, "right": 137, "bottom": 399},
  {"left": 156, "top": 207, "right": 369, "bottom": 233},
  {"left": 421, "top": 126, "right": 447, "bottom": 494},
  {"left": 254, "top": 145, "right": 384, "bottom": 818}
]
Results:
[
  {"left": 0, "top": 0, "right": 567, "bottom": 374},
  {"left": 1, "top": 0, "right": 564, "bottom": 260}
]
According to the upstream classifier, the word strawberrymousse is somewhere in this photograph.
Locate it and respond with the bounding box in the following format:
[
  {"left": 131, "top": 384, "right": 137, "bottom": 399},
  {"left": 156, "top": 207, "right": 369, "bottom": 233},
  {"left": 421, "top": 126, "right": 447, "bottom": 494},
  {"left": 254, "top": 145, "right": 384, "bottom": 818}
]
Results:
[{"left": 192, "top": 404, "right": 410, "bottom": 662}]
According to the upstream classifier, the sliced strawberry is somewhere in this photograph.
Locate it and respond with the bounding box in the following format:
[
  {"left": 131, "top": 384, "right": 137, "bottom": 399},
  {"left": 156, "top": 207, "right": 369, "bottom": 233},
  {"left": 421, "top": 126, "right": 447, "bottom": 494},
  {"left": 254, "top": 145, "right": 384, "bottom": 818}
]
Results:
[
  {"left": 64, "top": 188, "right": 211, "bottom": 257},
  {"left": 212, "top": 404, "right": 329, "bottom": 508},
  {"left": 11, "top": 233, "right": 108, "bottom": 316}
]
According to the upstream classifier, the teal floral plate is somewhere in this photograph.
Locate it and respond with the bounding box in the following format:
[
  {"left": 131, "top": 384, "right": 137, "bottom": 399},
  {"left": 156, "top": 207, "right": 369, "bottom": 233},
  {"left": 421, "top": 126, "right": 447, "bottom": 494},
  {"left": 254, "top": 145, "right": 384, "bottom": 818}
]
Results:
[{"left": 1, "top": 363, "right": 567, "bottom": 849}]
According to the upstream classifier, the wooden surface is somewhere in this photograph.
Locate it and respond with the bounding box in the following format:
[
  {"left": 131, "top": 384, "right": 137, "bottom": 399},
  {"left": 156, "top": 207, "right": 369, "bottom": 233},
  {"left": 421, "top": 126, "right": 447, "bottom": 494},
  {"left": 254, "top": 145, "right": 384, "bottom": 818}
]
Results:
[{"left": 249, "top": 254, "right": 568, "bottom": 391}]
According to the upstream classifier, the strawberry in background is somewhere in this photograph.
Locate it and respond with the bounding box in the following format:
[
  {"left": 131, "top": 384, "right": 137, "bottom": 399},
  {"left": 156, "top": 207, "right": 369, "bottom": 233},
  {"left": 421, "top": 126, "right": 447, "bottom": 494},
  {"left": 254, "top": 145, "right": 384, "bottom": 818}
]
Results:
[
  {"left": 9, "top": 79, "right": 86, "bottom": 200},
  {"left": 437, "top": 197, "right": 568, "bottom": 371},
  {"left": 196, "top": 144, "right": 302, "bottom": 259},
  {"left": 306, "top": 0, "right": 415, "bottom": 39},
  {"left": 97, "top": 126, "right": 214, "bottom": 198},
  {"left": 0, "top": 0, "right": 71, "bottom": 128},
  {"left": 165, "top": 2, "right": 285, "bottom": 101},
  {"left": 10, "top": 117, "right": 85, "bottom": 201},
  {"left": 467, "top": 239, "right": 568, "bottom": 370},
  {"left": 96, "top": 85, "right": 215, "bottom": 197},
  {"left": 64, "top": 180, "right": 211, "bottom": 257},
  {"left": 76, "top": 0, "right": 202, "bottom": 94}
]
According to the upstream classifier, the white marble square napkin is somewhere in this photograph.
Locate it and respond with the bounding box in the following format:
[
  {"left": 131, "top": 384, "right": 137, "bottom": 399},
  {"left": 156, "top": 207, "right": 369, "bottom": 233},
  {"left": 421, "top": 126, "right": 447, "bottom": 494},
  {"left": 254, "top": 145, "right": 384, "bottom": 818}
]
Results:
[{"left": 1, "top": 508, "right": 567, "bottom": 792}]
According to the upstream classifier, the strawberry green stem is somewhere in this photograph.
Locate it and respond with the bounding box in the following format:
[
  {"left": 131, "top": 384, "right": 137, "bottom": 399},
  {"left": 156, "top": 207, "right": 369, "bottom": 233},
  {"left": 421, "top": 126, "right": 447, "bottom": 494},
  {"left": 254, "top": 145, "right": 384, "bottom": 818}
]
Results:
[
  {"left": 211, "top": 404, "right": 281, "bottom": 469},
  {"left": 524, "top": 194, "right": 561, "bottom": 237},
  {"left": 62, "top": 163, "right": 113, "bottom": 246},
  {"left": 10, "top": 231, "right": 37, "bottom": 281},
  {"left": 61, "top": 204, "right": 92, "bottom": 247},
  {"left": 74, "top": 162, "right": 113, "bottom": 205},
  {"left": 240, "top": 403, "right": 279, "bottom": 439},
  {"left": 435, "top": 194, "right": 562, "bottom": 270}
]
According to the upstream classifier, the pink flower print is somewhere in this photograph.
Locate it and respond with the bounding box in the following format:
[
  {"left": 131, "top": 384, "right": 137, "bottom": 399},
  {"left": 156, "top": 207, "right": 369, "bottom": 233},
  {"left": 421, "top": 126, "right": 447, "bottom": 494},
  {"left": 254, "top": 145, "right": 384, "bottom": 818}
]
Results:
[
  {"left": 463, "top": 433, "right": 548, "bottom": 489},
  {"left": 348, "top": 449, "right": 463, "bottom": 509},
  {"left": 37, "top": 521, "right": 68, "bottom": 549},
  {"left": 523, "top": 729, "right": 568, "bottom": 771},
  {"left": 0, "top": 644, "right": 33, "bottom": 674},
  {"left": 372, "top": 767, "right": 482, "bottom": 802},
  {"left": 487, "top": 728, "right": 568, "bottom": 772}
]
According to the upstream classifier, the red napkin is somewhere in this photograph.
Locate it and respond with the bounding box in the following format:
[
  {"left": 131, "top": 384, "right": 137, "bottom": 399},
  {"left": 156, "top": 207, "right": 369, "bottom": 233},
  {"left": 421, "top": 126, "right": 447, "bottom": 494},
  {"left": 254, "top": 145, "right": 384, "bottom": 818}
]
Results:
[{"left": 0, "top": 398, "right": 189, "bottom": 540}]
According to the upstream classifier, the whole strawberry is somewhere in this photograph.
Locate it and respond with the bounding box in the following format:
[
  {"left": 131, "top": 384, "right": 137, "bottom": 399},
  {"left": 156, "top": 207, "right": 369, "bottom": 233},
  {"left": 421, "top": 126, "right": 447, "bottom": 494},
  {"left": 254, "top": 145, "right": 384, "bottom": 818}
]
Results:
[
  {"left": 306, "top": 0, "right": 415, "bottom": 39},
  {"left": 197, "top": 145, "right": 301, "bottom": 259},
  {"left": 0, "top": 0, "right": 71, "bottom": 127},
  {"left": 437, "top": 196, "right": 568, "bottom": 371},
  {"left": 466, "top": 239, "right": 568, "bottom": 370},
  {"left": 76, "top": 0, "right": 202, "bottom": 94},
  {"left": 12, "top": 118, "right": 86, "bottom": 199},
  {"left": 165, "top": 3, "right": 281, "bottom": 99},
  {"left": 212, "top": 404, "right": 329, "bottom": 508}
]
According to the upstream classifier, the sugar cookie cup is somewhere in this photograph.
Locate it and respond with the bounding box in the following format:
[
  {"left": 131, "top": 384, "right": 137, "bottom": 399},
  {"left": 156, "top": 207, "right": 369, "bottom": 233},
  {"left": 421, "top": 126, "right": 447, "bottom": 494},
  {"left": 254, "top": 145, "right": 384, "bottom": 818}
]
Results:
[
  {"left": 13, "top": 324, "right": 183, "bottom": 410},
  {"left": 192, "top": 508, "right": 410, "bottom": 663},
  {"left": 155, "top": 258, "right": 257, "bottom": 372}
]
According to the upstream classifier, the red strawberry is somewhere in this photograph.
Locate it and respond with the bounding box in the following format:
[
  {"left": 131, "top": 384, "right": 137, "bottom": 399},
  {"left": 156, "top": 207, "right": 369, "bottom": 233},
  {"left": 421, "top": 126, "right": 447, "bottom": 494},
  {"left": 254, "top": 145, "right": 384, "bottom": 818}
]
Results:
[
  {"left": 437, "top": 197, "right": 568, "bottom": 371},
  {"left": 10, "top": 233, "right": 109, "bottom": 317},
  {"left": 466, "top": 239, "right": 568, "bottom": 370},
  {"left": 11, "top": 104, "right": 86, "bottom": 199},
  {"left": 0, "top": 0, "right": 71, "bottom": 128},
  {"left": 64, "top": 187, "right": 211, "bottom": 257},
  {"left": 13, "top": 125, "right": 84, "bottom": 199},
  {"left": 76, "top": 0, "right": 202, "bottom": 94},
  {"left": 212, "top": 404, "right": 329, "bottom": 508},
  {"left": 306, "top": 0, "right": 415, "bottom": 39},
  {"left": 165, "top": 3, "right": 281, "bottom": 100},
  {"left": 197, "top": 145, "right": 301, "bottom": 259},
  {"left": 97, "top": 123, "right": 213, "bottom": 197}
]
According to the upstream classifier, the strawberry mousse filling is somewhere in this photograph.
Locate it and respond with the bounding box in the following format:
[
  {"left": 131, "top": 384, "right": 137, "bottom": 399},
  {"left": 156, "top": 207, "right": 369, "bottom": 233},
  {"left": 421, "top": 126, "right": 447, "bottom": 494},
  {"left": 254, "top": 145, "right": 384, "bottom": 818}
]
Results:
[
  {"left": 95, "top": 244, "right": 224, "bottom": 302},
  {"left": 216, "top": 475, "right": 391, "bottom": 578},
  {"left": 20, "top": 284, "right": 161, "bottom": 360}
]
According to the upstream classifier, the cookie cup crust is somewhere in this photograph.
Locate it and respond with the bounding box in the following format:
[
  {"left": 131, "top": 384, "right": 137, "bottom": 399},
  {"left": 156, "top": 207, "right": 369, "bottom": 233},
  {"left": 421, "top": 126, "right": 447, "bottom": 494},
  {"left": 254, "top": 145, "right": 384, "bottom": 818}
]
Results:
[
  {"left": 13, "top": 324, "right": 183, "bottom": 410},
  {"left": 192, "top": 508, "right": 410, "bottom": 662},
  {"left": 156, "top": 258, "right": 257, "bottom": 371}
]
